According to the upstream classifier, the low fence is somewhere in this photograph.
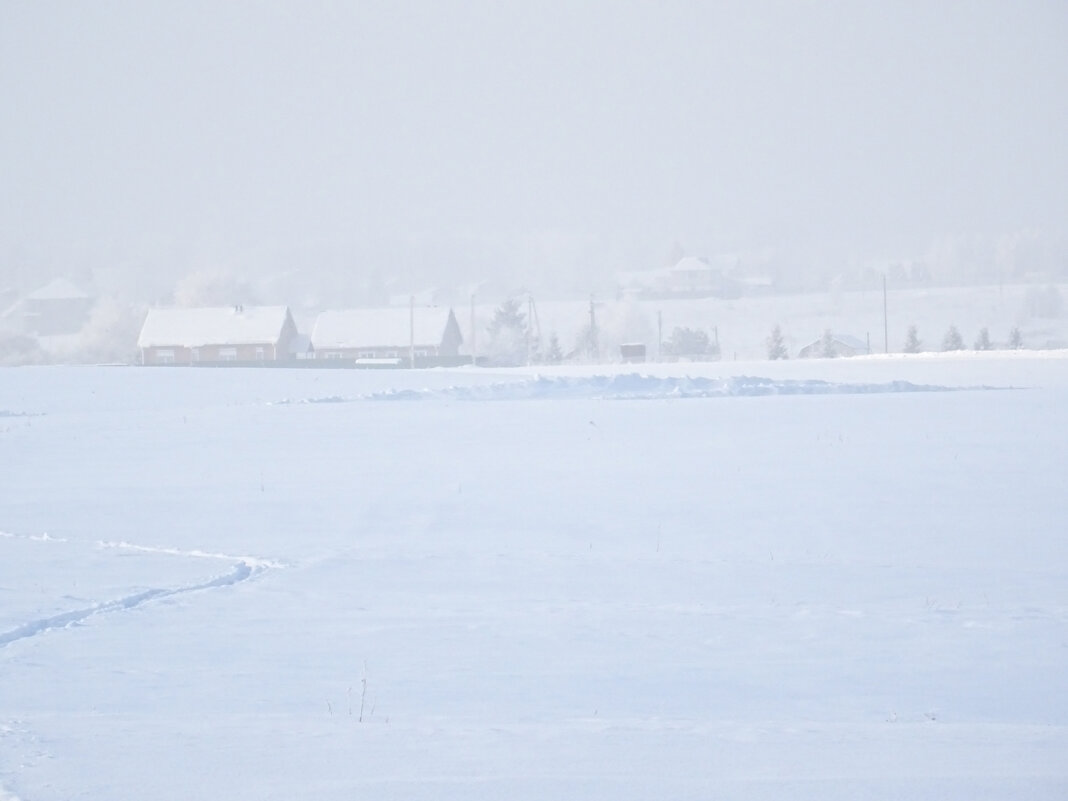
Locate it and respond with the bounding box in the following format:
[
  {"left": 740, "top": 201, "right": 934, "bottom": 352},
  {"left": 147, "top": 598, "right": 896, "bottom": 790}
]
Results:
[{"left": 146, "top": 355, "right": 476, "bottom": 369}]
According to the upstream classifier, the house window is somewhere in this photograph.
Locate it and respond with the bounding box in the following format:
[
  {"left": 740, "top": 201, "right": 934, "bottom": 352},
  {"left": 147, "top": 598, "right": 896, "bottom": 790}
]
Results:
[
  {"left": 156, "top": 349, "right": 175, "bottom": 364},
  {"left": 385, "top": 350, "right": 398, "bottom": 358},
  {"left": 358, "top": 351, "right": 375, "bottom": 359},
  {"left": 191, "top": 348, "right": 200, "bottom": 362},
  {"left": 255, "top": 347, "right": 265, "bottom": 360},
  {"left": 415, "top": 349, "right": 430, "bottom": 357},
  {"left": 219, "top": 347, "right": 238, "bottom": 362},
  {"left": 324, "top": 352, "right": 343, "bottom": 359}
]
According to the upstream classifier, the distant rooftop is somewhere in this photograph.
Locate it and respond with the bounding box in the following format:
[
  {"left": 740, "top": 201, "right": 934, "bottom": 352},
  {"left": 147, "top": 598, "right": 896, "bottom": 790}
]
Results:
[
  {"left": 26, "top": 278, "right": 91, "bottom": 301},
  {"left": 137, "top": 306, "right": 293, "bottom": 348}
]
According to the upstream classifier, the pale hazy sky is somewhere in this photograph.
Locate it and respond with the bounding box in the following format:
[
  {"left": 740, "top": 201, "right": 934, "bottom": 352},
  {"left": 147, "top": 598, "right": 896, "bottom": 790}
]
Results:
[{"left": 2, "top": 1, "right": 1066, "bottom": 292}]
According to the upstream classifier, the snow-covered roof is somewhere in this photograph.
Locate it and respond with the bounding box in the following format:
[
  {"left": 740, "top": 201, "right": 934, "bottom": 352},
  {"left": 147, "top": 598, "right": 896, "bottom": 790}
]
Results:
[
  {"left": 311, "top": 307, "right": 457, "bottom": 349},
  {"left": 137, "top": 306, "right": 293, "bottom": 348},
  {"left": 671, "top": 256, "right": 717, "bottom": 274},
  {"left": 617, "top": 268, "right": 672, "bottom": 287},
  {"left": 801, "top": 333, "right": 870, "bottom": 352},
  {"left": 618, "top": 256, "right": 734, "bottom": 289},
  {"left": 26, "top": 278, "right": 91, "bottom": 301}
]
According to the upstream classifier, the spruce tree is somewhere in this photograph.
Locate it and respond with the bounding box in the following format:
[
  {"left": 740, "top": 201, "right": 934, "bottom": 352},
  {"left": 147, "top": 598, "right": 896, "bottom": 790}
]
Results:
[
  {"left": 942, "top": 325, "right": 965, "bottom": 351},
  {"left": 973, "top": 327, "right": 992, "bottom": 351},
  {"left": 767, "top": 325, "right": 788, "bottom": 360},
  {"left": 666, "top": 327, "right": 710, "bottom": 357},
  {"left": 486, "top": 298, "right": 528, "bottom": 365},
  {"left": 1008, "top": 327, "right": 1024, "bottom": 349},
  {"left": 546, "top": 333, "right": 563, "bottom": 364},
  {"left": 904, "top": 325, "right": 922, "bottom": 353}
]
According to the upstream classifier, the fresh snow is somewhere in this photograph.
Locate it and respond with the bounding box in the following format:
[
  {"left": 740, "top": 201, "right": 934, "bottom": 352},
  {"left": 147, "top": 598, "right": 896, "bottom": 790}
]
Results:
[
  {"left": 136, "top": 306, "right": 292, "bottom": 349},
  {"left": 1, "top": 357, "right": 1066, "bottom": 800}
]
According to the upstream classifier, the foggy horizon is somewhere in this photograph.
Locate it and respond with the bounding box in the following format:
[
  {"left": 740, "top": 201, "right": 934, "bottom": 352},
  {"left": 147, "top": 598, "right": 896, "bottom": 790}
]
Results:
[{"left": 2, "top": 1, "right": 1067, "bottom": 299}]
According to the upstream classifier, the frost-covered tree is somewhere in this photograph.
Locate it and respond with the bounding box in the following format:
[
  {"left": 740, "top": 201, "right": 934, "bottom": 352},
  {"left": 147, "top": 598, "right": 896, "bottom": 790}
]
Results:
[
  {"left": 72, "top": 298, "right": 145, "bottom": 364},
  {"left": 767, "top": 325, "right": 788, "bottom": 360},
  {"left": 665, "top": 326, "right": 710, "bottom": 357},
  {"left": 1008, "top": 326, "right": 1024, "bottom": 349},
  {"left": 973, "top": 327, "right": 992, "bottom": 351},
  {"left": 819, "top": 329, "right": 838, "bottom": 358},
  {"left": 904, "top": 325, "right": 922, "bottom": 353},
  {"left": 0, "top": 332, "right": 44, "bottom": 365},
  {"left": 942, "top": 324, "right": 965, "bottom": 351},
  {"left": 485, "top": 298, "right": 528, "bottom": 365},
  {"left": 573, "top": 323, "right": 599, "bottom": 362},
  {"left": 545, "top": 332, "right": 563, "bottom": 364}
]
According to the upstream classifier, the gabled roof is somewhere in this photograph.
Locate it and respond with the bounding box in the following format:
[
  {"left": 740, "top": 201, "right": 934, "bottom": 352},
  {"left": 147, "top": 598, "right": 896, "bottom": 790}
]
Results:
[
  {"left": 27, "top": 278, "right": 91, "bottom": 301},
  {"left": 312, "top": 307, "right": 458, "bottom": 349},
  {"left": 137, "top": 306, "right": 293, "bottom": 348},
  {"left": 670, "top": 256, "right": 719, "bottom": 274},
  {"left": 800, "top": 333, "right": 870, "bottom": 352}
]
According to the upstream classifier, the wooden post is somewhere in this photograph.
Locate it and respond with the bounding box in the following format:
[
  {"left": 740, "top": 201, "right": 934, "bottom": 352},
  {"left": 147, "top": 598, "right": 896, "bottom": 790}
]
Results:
[{"left": 883, "top": 274, "right": 889, "bottom": 354}]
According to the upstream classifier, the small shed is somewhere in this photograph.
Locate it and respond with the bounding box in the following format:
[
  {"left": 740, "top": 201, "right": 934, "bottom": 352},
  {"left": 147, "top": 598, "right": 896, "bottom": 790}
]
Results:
[
  {"left": 619, "top": 343, "right": 646, "bottom": 363},
  {"left": 137, "top": 306, "right": 300, "bottom": 365}
]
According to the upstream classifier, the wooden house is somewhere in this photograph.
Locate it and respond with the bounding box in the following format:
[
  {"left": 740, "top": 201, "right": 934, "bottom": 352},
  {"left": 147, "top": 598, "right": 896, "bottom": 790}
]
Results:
[
  {"left": 137, "top": 306, "right": 300, "bottom": 365},
  {"left": 311, "top": 307, "right": 464, "bottom": 366}
]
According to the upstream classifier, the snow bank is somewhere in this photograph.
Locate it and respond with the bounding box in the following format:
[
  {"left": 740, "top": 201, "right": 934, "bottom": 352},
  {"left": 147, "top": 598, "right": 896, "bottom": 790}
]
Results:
[{"left": 362, "top": 374, "right": 960, "bottom": 401}]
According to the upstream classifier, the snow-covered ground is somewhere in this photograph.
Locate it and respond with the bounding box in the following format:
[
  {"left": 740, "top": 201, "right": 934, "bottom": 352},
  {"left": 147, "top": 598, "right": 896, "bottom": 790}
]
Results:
[{"left": 1, "top": 356, "right": 1066, "bottom": 800}]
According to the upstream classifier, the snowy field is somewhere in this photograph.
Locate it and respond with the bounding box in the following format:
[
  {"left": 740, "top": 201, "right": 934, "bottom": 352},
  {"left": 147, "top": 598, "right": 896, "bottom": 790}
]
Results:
[{"left": 1, "top": 355, "right": 1067, "bottom": 800}]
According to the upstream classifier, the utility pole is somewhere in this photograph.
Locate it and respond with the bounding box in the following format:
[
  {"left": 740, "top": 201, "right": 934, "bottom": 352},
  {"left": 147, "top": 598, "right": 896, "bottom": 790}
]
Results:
[
  {"left": 882, "top": 274, "right": 889, "bottom": 354},
  {"left": 657, "top": 310, "right": 663, "bottom": 362},
  {"left": 409, "top": 294, "right": 415, "bottom": 369},
  {"left": 470, "top": 294, "right": 477, "bottom": 367},
  {"left": 526, "top": 295, "right": 533, "bottom": 365},
  {"left": 527, "top": 294, "right": 541, "bottom": 365},
  {"left": 588, "top": 295, "right": 599, "bottom": 362}
]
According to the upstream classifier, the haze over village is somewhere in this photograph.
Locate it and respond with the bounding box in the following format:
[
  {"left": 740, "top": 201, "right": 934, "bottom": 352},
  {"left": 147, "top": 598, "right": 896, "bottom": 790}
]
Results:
[{"left": 2, "top": 2, "right": 1066, "bottom": 366}]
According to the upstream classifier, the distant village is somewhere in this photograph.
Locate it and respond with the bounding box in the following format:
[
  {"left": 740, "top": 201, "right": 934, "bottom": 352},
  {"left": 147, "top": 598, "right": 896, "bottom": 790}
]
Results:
[{"left": 1, "top": 254, "right": 1066, "bottom": 367}]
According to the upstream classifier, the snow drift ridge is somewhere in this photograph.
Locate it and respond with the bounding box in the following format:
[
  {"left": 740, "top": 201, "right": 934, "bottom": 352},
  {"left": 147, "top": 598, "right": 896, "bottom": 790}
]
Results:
[{"left": 363, "top": 374, "right": 958, "bottom": 402}]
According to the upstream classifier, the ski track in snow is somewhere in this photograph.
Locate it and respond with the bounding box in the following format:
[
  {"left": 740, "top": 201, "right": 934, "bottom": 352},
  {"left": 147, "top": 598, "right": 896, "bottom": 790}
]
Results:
[
  {"left": 0, "top": 530, "right": 67, "bottom": 543},
  {"left": 272, "top": 374, "right": 982, "bottom": 406},
  {"left": 1, "top": 531, "right": 282, "bottom": 798},
  {"left": 0, "top": 562, "right": 258, "bottom": 650},
  {"left": 0, "top": 531, "right": 284, "bottom": 651},
  {"left": 96, "top": 539, "right": 286, "bottom": 569}
]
